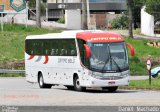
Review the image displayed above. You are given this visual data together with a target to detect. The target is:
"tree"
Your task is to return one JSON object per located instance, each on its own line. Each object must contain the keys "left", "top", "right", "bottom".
{"left": 127, "top": 0, "right": 134, "bottom": 38}
{"left": 111, "top": 15, "right": 128, "bottom": 29}
{"left": 126, "top": 0, "right": 145, "bottom": 37}
{"left": 28, "top": 0, "right": 36, "bottom": 7}
{"left": 132, "top": 0, "right": 144, "bottom": 28}
{"left": 36, "top": 0, "right": 41, "bottom": 28}
{"left": 144, "top": 0, "right": 160, "bottom": 24}
{"left": 28, "top": 0, "right": 42, "bottom": 28}
{"left": 82, "top": 0, "right": 88, "bottom": 30}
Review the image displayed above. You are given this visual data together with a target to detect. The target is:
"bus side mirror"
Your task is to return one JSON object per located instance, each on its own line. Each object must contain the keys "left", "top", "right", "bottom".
{"left": 126, "top": 43, "right": 135, "bottom": 57}
{"left": 83, "top": 44, "right": 91, "bottom": 58}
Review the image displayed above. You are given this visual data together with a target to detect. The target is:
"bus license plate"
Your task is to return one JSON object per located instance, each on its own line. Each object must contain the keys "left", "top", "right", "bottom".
{"left": 108, "top": 81, "right": 115, "bottom": 85}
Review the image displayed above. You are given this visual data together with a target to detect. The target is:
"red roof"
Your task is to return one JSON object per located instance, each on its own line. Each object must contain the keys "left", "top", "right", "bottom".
{"left": 76, "top": 31, "right": 124, "bottom": 43}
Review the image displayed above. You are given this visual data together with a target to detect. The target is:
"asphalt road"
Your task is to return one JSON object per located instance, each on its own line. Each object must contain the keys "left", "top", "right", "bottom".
{"left": 0, "top": 78, "right": 160, "bottom": 107}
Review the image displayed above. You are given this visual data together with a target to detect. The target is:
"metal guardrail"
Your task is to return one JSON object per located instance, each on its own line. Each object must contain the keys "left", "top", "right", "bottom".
{"left": 0, "top": 69, "right": 25, "bottom": 74}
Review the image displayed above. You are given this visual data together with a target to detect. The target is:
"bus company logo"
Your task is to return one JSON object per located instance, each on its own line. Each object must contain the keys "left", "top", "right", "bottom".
{"left": 27, "top": 55, "right": 49, "bottom": 64}
{"left": 90, "top": 37, "right": 122, "bottom": 41}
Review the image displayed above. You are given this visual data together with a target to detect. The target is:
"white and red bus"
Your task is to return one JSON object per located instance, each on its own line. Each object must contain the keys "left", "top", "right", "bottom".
{"left": 25, "top": 30, "right": 134, "bottom": 92}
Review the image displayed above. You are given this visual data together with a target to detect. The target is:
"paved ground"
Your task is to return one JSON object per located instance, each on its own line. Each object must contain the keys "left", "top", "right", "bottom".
{"left": 0, "top": 77, "right": 159, "bottom": 106}
{"left": 130, "top": 76, "right": 148, "bottom": 80}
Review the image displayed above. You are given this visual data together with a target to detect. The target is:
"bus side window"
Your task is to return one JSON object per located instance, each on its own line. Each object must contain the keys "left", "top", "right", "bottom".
{"left": 60, "top": 49, "right": 64, "bottom": 56}
{"left": 51, "top": 49, "right": 58, "bottom": 56}
{"left": 31, "top": 50, "right": 34, "bottom": 55}
{"left": 55, "top": 49, "right": 58, "bottom": 55}
{"left": 71, "top": 50, "right": 76, "bottom": 55}
{"left": 51, "top": 49, "right": 55, "bottom": 56}
{"left": 60, "top": 49, "right": 67, "bottom": 56}
{"left": 46, "top": 49, "right": 49, "bottom": 55}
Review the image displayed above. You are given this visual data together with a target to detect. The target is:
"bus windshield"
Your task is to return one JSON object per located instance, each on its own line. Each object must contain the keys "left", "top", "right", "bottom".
{"left": 88, "top": 42, "right": 128, "bottom": 72}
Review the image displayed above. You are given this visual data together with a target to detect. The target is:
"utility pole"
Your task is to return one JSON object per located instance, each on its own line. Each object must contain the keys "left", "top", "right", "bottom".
{"left": 86, "top": 0, "right": 90, "bottom": 30}
{"left": 128, "top": 0, "right": 133, "bottom": 38}
{"left": 26, "top": 1, "right": 29, "bottom": 28}
{"left": 1, "top": 13, "right": 4, "bottom": 32}
{"left": 82, "top": 0, "right": 88, "bottom": 30}
{"left": 36, "top": 0, "right": 41, "bottom": 28}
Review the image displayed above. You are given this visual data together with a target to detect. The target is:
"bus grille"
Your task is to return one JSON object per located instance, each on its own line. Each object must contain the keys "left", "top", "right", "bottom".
{"left": 100, "top": 76, "right": 124, "bottom": 80}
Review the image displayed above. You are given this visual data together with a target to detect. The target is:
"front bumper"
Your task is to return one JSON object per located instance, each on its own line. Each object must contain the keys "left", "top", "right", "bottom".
{"left": 82, "top": 76, "right": 129, "bottom": 87}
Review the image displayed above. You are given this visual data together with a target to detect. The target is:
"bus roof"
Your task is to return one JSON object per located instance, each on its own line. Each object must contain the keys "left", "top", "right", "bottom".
{"left": 26, "top": 33, "right": 75, "bottom": 39}
{"left": 26, "top": 30, "right": 124, "bottom": 43}
{"left": 76, "top": 31, "right": 124, "bottom": 43}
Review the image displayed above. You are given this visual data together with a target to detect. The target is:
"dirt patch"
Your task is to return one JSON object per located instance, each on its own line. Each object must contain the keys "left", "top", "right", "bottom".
{"left": 0, "top": 60, "right": 24, "bottom": 70}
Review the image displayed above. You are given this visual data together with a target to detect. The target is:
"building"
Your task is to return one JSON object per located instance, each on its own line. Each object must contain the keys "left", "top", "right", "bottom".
{"left": 46, "top": 0, "right": 127, "bottom": 29}
{"left": 0, "top": 0, "right": 14, "bottom": 12}
{"left": 47, "top": 0, "right": 126, "bottom": 20}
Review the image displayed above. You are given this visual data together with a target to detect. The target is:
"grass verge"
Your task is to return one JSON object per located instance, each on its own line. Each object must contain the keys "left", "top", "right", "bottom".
{"left": 125, "top": 38, "right": 160, "bottom": 76}
{"left": 0, "top": 73, "right": 24, "bottom": 77}
{"left": 0, "top": 23, "right": 61, "bottom": 69}
{"left": 121, "top": 78, "right": 160, "bottom": 90}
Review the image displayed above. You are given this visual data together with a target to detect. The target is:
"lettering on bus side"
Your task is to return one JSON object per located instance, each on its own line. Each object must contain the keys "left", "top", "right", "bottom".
{"left": 58, "top": 58, "right": 75, "bottom": 64}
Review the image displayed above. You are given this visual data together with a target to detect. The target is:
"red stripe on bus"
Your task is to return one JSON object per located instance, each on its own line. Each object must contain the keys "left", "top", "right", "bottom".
{"left": 43, "top": 56, "right": 49, "bottom": 64}
{"left": 28, "top": 55, "right": 35, "bottom": 60}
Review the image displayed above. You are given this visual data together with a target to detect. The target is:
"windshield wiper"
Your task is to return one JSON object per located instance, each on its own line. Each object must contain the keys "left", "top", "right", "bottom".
{"left": 101, "top": 45, "right": 111, "bottom": 73}
{"left": 101, "top": 57, "right": 110, "bottom": 73}
{"left": 111, "top": 57, "right": 121, "bottom": 72}
{"left": 101, "top": 45, "right": 121, "bottom": 73}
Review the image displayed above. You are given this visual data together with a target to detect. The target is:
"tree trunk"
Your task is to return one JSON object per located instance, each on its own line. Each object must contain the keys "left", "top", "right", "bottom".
{"left": 128, "top": 0, "right": 133, "bottom": 38}
{"left": 36, "top": 0, "right": 41, "bottom": 28}
{"left": 82, "top": 0, "right": 88, "bottom": 30}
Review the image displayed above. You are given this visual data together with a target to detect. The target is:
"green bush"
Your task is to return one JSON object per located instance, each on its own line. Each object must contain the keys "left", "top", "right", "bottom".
{"left": 130, "top": 56, "right": 140, "bottom": 63}
{"left": 57, "top": 18, "right": 65, "bottom": 24}
{"left": 111, "top": 15, "right": 128, "bottom": 29}
{"left": 129, "top": 58, "right": 147, "bottom": 76}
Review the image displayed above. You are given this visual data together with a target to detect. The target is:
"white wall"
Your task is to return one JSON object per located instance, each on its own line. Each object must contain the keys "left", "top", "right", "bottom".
{"left": 65, "top": 10, "right": 81, "bottom": 29}
{"left": 47, "top": 0, "right": 56, "bottom": 3}
{"left": 64, "top": 0, "right": 81, "bottom": 3}
{"left": 47, "top": 0, "right": 81, "bottom": 3}
{"left": 141, "top": 6, "right": 154, "bottom": 36}
{"left": 1, "top": 8, "right": 27, "bottom": 24}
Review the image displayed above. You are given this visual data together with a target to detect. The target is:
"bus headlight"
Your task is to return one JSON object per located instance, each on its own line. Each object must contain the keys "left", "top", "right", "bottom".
{"left": 120, "top": 73, "right": 129, "bottom": 78}
{"left": 89, "top": 71, "right": 129, "bottom": 79}
{"left": 88, "top": 71, "right": 102, "bottom": 79}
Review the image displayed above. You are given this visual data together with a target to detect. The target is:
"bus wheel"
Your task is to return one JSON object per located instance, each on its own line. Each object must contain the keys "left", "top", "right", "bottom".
{"left": 73, "top": 76, "right": 86, "bottom": 92}
{"left": 102, "top": 86, "right": 118, "bottom": 92}
{"left": 38, "top": 73, "right": 52, "bottom": 89}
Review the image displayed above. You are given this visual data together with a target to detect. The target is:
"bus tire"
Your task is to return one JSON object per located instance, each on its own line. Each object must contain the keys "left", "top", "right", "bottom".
{"left": 102, "top": 86, "right": 118, "bottom": 92}
{"left": 38, "top": 73, "right": 52, "bottom": 89}
{"left": 73, "top": 75, "right": 86, "bottom": 92}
